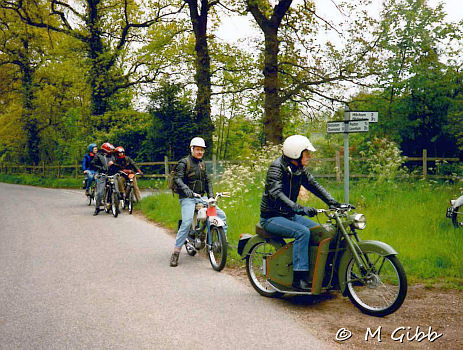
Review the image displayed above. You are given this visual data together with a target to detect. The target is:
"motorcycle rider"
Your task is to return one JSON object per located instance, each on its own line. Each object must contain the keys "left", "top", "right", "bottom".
{"left": 91, "top": 142, "right": 118, "bottom": 216}
{"left": 82, "top": 143, "right": 98, "bottom": 195}
{"left": 114, "top": 146, "right": 143, "bottom": 202}
{"left": 260, "top": 135, "right": 340, "bottom": 291}
{"left": 169, "top": 137, "right": 227, "bottom": 267}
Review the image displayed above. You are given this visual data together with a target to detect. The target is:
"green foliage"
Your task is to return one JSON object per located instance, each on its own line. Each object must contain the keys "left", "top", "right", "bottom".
{"left": 144, "top": 83, "right": 198, "bottom": 161}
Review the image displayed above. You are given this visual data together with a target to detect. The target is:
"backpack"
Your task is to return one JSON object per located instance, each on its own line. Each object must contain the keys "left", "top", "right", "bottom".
{"left": 168, "top": 157, "right": 191, "bottom": 194}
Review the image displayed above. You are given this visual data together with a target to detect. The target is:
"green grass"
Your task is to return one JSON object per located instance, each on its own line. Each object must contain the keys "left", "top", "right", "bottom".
{"left": 141, "top": 179, "right": 463, "bottom": 289}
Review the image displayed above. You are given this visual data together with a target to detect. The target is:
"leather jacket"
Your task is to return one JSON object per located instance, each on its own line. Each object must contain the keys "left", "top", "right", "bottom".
{"left": 260, "top": 155, "right": 337, "bottom": 219}
{"left": 174, "top": 155, "right": 213, "bottom": 199}
{"left": 91, "top": 150, "right": 118, "bottom": 175}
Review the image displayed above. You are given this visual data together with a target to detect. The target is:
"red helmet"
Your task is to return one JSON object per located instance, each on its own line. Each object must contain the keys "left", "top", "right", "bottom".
{"left": 101, "top": 142, "right": 115, "bottom": 154}
{"left": 115, "top": 146, "right": 125, "bottom": 159}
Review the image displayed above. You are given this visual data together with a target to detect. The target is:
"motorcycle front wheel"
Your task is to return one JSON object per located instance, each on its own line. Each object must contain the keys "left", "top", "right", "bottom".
{"left": 104, "top": 188, "right": 111, "bottom": 213}
{"left": 245, "top": 242, "right": 283, "bottom": 298}
{"left": 452, "top": 206, "right": 462, "bottom": 228}
{"left": 345, "top": 254, "right": 407, "bottom": 317}
{"left": 207, "top": 226, "right": 227, "bottom": 271}
{"left": 128, "top": 188, "right": 134, "bottom": 214}
{"left": 111, "top": 190, "right": 119, "bottom": 217}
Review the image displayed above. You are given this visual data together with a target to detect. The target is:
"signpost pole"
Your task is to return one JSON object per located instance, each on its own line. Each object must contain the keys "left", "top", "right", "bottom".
{"left": 344, "top": 106, "right": 350, "bottom": 203}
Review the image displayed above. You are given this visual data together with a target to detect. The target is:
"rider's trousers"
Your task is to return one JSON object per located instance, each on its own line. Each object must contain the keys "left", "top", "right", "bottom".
{"left": 260, "top": 215, "right": 318, "bottom": 271}
{"left": 174, "top": 196, "right": 227, "bottom": 249}
{"left": 85, "top": 170, "right": 97, "bottom": 190}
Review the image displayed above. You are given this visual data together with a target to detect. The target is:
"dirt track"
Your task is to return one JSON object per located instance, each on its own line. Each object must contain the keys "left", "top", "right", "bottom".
{"left": 229, "top": 266, "right": 462, "bottom": 350}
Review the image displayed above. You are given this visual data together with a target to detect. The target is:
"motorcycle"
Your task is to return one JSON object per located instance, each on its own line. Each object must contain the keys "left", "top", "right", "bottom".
{"left": 446, "top": 194, "right": 463, "bottom": 228}
{"left": 181, "top": 192, "right": 229, "bottom": 271}
{"left": 121, "top": 171, "right": 142, "bottom": 214}
{"left": 100, "top": 173, "right": 120, "bottom": 218}
{"left": 238, "top": 204, "right": 407, "bottom": 317}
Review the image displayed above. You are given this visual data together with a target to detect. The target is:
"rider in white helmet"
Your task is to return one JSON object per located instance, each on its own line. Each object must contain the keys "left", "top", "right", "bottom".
{"left": 260, "top": 135, "right": 340, "bottom": 291}
{"left": 170, "top": 137, "right": 228, "bottom": 267}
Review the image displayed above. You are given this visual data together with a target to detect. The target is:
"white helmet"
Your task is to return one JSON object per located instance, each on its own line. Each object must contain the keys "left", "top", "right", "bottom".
{"left": 283, "top": 135, "right": 316, "bottom": 159}
{"left": 190, "top": 137, "right": 206, "bottom": 148}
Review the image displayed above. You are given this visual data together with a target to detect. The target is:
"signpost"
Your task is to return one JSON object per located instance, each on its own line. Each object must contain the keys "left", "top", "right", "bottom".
{"left": 327, "top": 108, "right": 379, "bottom": 203}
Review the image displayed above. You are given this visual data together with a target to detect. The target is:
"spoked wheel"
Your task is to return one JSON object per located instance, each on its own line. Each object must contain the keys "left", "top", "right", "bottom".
{"left": 207, "top": 226, "right": 227, "bottom": 271}
{"left": 87, "top": 192, "right": 93, "bottom": 206}
{"left": 128, "top": 188, "right": 134, "bottom": 214}
{"left": 345, "top": 253, "right": 407, "bottom": 317}
{"left": 104, "top": 189, "right": 111, "bottom": 213}
{"left": 111, "top": 190, "right": 119, "bottom": 218}
{"left": 452, "top": 206, "right": 463, "bottom": 228}
{"left": 245, "top": 241, "right": 283, "bottom": 298}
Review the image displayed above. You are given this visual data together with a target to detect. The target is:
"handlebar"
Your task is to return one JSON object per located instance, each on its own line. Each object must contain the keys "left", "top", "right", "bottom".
{"left": 192, "top": 192, "right": 230, "bottom": 201}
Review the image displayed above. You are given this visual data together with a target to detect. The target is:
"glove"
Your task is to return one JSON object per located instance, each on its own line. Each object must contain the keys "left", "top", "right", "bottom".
{"left": 183, "top": 188, "right": 194, "bottom": 198}
{"left": 328, "top": 200, "right": 341, "bottom": 209}
{"left": 303, "top": 206, "right": 318, "bottom": 217}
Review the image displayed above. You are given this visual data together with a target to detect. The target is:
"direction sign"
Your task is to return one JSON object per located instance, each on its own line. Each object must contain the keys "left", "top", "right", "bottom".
{"left": 327, "top": 119, "right": 369, "bottom": 134}
{"left": 348, "top": 111, "right": 378, "bottom": 123}
{"left": 347, "top": 119, "right": 369, "bottom": 132}
{"left": 327, "top": 121, "right": 345, "bottom": 133}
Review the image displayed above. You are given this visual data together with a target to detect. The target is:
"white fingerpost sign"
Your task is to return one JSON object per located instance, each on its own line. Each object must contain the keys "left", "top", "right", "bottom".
{"left": 327, "top": 107, "right": 379, "bottom": 203}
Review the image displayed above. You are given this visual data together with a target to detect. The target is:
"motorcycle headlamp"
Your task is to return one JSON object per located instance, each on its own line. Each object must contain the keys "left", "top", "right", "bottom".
{"left": 353, "top": 214, "right": 366, "bottom": 230}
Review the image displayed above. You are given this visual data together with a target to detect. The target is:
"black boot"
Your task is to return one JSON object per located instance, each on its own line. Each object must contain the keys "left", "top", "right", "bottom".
{"left": 292, "top": 271, "right": 310, "bottom": 291}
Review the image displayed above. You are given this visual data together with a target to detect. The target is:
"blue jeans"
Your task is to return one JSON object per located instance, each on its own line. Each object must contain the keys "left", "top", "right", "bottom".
{"left": 260, "top": 215, "right": 318, "bottom": 271}
{"left": 85, "top": 170, "right": 97, "bottom": 190}
{"left": 175, "top": 196, "right": 227, "bottom": 249}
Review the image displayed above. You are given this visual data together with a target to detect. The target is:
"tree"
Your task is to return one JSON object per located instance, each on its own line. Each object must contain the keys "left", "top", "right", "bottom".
{"left": 372, "top": 0, "right": 463, "bottom": 156}
{"left": 145, "top": 83, "right": 198, "bottom": 161}
{"left": 0, "top": 0, "right": 182, "bottom": 122}
{"left": 245, "top": 0, "right": 379, "bottom": 144}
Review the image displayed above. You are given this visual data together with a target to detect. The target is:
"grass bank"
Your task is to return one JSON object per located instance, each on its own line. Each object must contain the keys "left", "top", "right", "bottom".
{"left": 0, "top": 174, "right": 164, "bottom": 190}
{"left": 140, "top": 179, "right": 463, "bottom": 289}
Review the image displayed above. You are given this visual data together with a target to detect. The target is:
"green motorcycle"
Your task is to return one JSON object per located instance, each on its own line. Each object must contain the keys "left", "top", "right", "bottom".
{"left": 238, "top": 205, "right": 407, "bottom": 317}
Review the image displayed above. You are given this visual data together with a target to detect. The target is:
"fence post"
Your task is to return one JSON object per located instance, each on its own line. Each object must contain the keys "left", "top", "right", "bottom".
{"left": 335, "top": 151, "right": 341, "bottom": 183}
{"left": 58, "top": 161, "right": 61, "bottom": 178}
{"left": 164, "top": 156, "right": 169, "bottom": 181}
{"left": 75, "top": 159, "right": 78, "bottom": 178}
{"left": 42, "top": 160, "right": 45, "bottom": 177}
{"left": 422, "top": 149, "right": 427, "bottom": 180}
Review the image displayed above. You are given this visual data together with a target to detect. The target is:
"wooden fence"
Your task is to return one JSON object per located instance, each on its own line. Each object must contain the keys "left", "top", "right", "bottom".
{"left": 0, "top": 149, "right": 459, "bottom": 182}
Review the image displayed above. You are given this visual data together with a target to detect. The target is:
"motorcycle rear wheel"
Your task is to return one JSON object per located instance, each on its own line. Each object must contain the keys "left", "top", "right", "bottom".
{"left": 452, "top": 206, "right": 462, "bottom": 228}
{"left": 207, "top": 226, "right": 227, "bottom": 271}
{"left": 245, "top": 242, "right": 283, "bottom": 298}
{"left": 345, "top": 254, "right": 407, "bottom": 317}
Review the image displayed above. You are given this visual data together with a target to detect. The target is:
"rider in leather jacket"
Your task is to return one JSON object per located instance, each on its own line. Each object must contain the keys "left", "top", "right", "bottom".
{"left": 260, "top": 135, "right": 340, "bottom": 291}
{"left": 169, "top": 137, "right": 227, "bottom": 267}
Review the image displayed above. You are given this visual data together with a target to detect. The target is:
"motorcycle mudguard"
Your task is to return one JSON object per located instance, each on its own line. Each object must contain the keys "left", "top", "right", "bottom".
{"left": 208, "top": 215, "right": 225, "bottom": 227}
{"left": 238, "top": 235, "right": 285, "bottom": 259}
{"left": 338, "top": 240, "right": 398, "bottom": 295}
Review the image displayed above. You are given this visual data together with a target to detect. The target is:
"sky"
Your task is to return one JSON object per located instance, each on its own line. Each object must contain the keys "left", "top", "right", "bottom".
{"left": 215, "top": 0, "right": 462, "bottom": 44}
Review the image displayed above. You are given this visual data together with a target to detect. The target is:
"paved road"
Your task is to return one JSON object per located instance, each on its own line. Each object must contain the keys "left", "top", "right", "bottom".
{"left": 0, "top": 183, "right": 334, "bottom": 349}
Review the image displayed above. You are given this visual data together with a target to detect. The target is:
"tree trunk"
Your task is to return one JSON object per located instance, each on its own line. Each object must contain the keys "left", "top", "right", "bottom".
{"left": 185, "top": 0, "right": 214, "bottom": 150}
{"left": 246, "top": 0, "right": 293, "bottom": 145}
{"left": 19, "top": 38, "right": 40, "bottom": 165}
{"left": 263, "top": 30, "right": 282, "bottom": 145}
